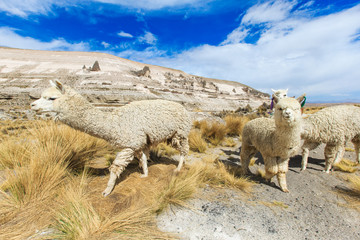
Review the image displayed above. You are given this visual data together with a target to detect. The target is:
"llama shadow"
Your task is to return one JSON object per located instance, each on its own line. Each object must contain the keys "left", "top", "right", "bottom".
{"left": 219, "top": 147, "right": 275, "bottom": 187}
{"left": 288, "top": 154, "right": 325, "bottom": 172}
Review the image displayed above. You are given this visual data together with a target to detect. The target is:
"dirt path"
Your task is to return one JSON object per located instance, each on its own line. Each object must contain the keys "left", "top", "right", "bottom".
{"left": 157, "top": 141, "right": 360, "bottom": 239}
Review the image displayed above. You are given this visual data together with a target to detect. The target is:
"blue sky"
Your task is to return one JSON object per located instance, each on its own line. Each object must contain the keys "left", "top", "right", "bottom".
{"left": 0, "top": 0, "right": 359, "bottom": 103}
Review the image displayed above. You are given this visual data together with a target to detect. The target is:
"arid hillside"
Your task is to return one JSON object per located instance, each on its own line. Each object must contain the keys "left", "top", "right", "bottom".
{"left": 0, "top": 47, "right": 269, "bottom": 118}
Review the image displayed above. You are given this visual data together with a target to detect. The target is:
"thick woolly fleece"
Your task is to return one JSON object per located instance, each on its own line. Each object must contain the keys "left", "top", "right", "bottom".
{"left": 301, "top": 105, "right": 360, "bottom": 171}
{"left": 240, "top": 98, "right": 302, "bottom": 192}
{"left": 54, "top": 85, "right": 192, "bottom": 153}
{"left": 34, "top": 83, "right": 191, "bottom": 196}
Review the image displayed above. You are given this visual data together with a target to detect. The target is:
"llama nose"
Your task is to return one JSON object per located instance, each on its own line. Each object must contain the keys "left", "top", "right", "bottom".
{"left": 31, "top": 103, "right": 35, "bottom": 107}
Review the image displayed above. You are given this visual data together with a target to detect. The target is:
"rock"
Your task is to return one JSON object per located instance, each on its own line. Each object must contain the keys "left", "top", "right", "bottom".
{"left": 136, "top": 66, "right": 151, "bottom": 78}
{"left": 91, "top": 61, "right": 101, "bottom": 71}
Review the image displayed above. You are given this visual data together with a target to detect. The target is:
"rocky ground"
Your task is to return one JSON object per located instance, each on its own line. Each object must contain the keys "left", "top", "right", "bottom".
{"left": 157, "top": 141, "right": 360, "bottom": 240}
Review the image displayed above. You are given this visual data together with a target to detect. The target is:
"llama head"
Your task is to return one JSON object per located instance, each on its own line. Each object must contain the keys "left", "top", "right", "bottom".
{"left": 31, "top": 80, "right": 65, "bottom": 113}
{"left": 274, "top": 98, "right": 301, "bottom": 127}
{"left": 271, "top": 89, "right": 288, "bottom": 103}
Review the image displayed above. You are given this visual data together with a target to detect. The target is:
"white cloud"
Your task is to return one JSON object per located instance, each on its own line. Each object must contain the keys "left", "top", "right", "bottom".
{"left": 127, "top": 3, "right": 360, "bottom": 102}
{"left": 117, "top": 31, "right": 133, "bottom": 38}
{"left": 221, "top": 26, "right": 249, "bottom": 45}
{"left": 138, "top": 31, "right": 157, "bottom": 45}
{"left": 0, "top": 0, "right": 213, "bottom": 17}
{"left": 0, "top": 0, "right": 71, "bottom": 17}
{"left": 95, "top": 0, "right": 212, "bottom": 11}
{"left": 0, "top": 27, "right": 90, "bottom": 51}
{"left": 241, "top": 0, "right": 297, "bottom": 25}
{"left": 101, "top": 41, "right": 110, "bottom": 48}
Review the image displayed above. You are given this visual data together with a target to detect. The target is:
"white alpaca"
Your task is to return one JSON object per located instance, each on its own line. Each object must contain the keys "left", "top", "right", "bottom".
{"left": 240, "top": 98, "right": 302, "bottom": 192}
{"left": 271, "top": 89, "right": 288, "bottom": 104}
{"left": 31, "top": 80, "right": 192, "bottom": 197}
{"left": 270, "top": 89, "right": 306, "bottom": 112}
{"left": 301, "top": 105, "right": 360, "bottom": 172}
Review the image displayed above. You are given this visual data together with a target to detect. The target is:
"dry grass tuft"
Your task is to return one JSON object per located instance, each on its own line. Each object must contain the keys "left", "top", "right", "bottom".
{"left": 150, "top": 142, "right": 179, "bottom": 159}
{"left": 249, "top": 157, "right": 257, "bottom": 166}
{"left": 154, "top": 156, "right": 253, "bottom": 214}
{"left": 337, "top": 175, "right": 360, "bottom": 211}
{"left": 224, "top": 115, "right": 250, "bottom": 137}
{"left": 52, "top": 172, "right": 102, "bottom": 240}
{"left": 195, "top": 120, "right": 227, "bottom": 146}
{"left": 188, "top": 129, "right": 207, "bottom": 153}
{"left": 345, "top": 147, "right": 355, "bottom": 152}
{"left": 0, "top": 119, "right": 252, "bottom": 239}
{"left": 221, "top": 137, "right": 236, "bottom": 147}
{"left": 302, "top": 106, "right": 324, "bottom": 115}
{"left": 333, "top": 159, "right": 358, "bottom": 173}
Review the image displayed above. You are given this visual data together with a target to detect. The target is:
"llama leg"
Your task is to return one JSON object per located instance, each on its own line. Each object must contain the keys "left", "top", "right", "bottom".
{"left": 102, "top": 148, "right": 135, "bottom": 197}
{"left": 174, "top": 137, "right": 189, "bottom": 172}
{"left": 324, "top": 144, "right": 338, "bottom": 173}
{"left": 301, "top": 147, "right": 310, "bottom": 171}
{"left": 263, "top": 157, "right": 278, "bottom": 183}
{"left": 277, "top": 158, "right": 290, "bottom": 193}
{"left": 301, "top": 142, "right": 319, "bottom": 171}
{"left": 352, "top": 138, "right": 360, "bottom": 163}
{"left": 240, "top": 145, "right": 257, "bottom": 174}
{"left": 333, "top": 146, "right": 345, "bottom": 166}
{"left": 139, "top": 149, "right": 149, "bottom": 178}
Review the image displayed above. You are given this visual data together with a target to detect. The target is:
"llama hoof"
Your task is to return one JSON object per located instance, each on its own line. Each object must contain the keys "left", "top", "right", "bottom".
{"left": 322, "top": 169, "right": 330, "bottom": 174}
{"left": 282, "top": 188, "right": 290, "bottom": 193}
{"left": 140, "top": 174, "right": 148, "bottom": 178}
{"left": 102, "top": 188, "right": 112, "bottom": 197}
{"left": 173, "top": 168, "right": 181, "bottom": 174}
{"left": 300, "top": 167, "right": 306, "bottom": 171}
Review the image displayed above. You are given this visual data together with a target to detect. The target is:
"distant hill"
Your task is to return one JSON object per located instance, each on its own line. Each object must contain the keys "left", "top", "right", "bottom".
{"left": 0, "top": 47, "right": 269, "bottom": 113}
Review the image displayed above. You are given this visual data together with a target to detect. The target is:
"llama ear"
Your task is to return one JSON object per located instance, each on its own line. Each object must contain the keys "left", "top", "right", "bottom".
{"left": 296, "top": 93, "right": 306, "bottom": 103}
{"left": 285, "top": 88, "right": 289, "bottom": 93}
{"left": 50, "top": 80, "right": 65, "bottom": 94}
{"left": 271, "top": 89, "right": 276, "bottom": 93}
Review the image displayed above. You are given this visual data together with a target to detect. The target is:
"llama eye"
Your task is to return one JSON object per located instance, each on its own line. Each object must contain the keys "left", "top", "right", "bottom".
{"left": 49, "top": 97, "right": 57, "bottom": 101}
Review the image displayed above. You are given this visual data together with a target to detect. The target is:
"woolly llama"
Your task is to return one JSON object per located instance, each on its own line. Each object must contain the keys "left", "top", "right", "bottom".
{"left": 31, "top": 80, "right": 192, "bottom": 197}
{"left": 271, "top": 89, "right": 288, "bottom": 104}
{"left": 270, "top": 89, "right": 306, "bottom": 114}
{"left": 240, "top": 98, "right": 302, "bottom": 192}
{"left": 301, "top": 105, "right": 360, "bottom": 172}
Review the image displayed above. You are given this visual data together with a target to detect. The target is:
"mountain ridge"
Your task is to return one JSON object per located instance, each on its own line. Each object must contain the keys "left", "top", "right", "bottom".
{"left": 0, "top": 47, "right": 269, "bottom": 113}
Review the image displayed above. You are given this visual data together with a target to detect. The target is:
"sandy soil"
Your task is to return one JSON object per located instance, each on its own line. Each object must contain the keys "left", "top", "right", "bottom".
{"left": 157, "top": 142, "right": 360, "bottom": 240}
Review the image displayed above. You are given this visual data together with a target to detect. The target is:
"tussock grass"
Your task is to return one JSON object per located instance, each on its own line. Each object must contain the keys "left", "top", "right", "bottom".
{"left": 224, "top": 115, "right": 250, "bottom": 137}
{"left": 333, "top": 158, "right": 358, "bottom": 173}
{"left": 249, "top": 157, "right": 257, "bottom": 166}
{"left": 337, "top": 175, "right": 360, "bottom": 211}
{"left": 155, "top": 156, "right": 253, "bottom": 214}
{"left": 52, "top": 172, "right": 102, "bottom": 240}
{"left": 302, "top": 106, "right": 324, "bottom": 114}
{"left": 188, "top": 129, "right": 207, "bottom": 153}
{"left": 151, "top": 142, "right": 179, "bottom": 158}
{"left": 0, "top": 120, "right": 117, "bottom": 239}
{"left": 0, "top": 139, "right": 29, "bottom": 169}
{"left": 0, "top": 119, "right": 252, "bottom": 239}
{"left": 221, "top": 137, "right": 236, "bottom": 147}
{"left": 194, "top": 120, "right": 227, "bottom": 146}
{"left": 345, "top": 147, "right": 355, "bottom": 152}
